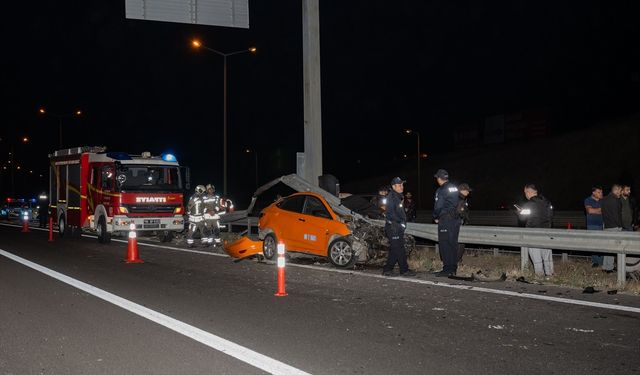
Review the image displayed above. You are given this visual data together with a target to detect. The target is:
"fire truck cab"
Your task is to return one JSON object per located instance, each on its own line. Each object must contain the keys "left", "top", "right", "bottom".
{"left": 49, "top": 146, "right": 185, "bottom": 243}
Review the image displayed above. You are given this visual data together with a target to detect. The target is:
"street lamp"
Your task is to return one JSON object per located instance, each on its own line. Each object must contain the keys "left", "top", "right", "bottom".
{"left": 405, "top": 129, "right": 422, "bottom": 208}
{"left": 38, "top": 107, "right": 83, "bottom": 149}
{"left": 5, "top": 136, "right": 30, "bottom": 197}
{"left": 191, "top": 39, "right": 257, "bottom": 196}
{"left": 245, "top": 148, "right": 259, "bottom": 190}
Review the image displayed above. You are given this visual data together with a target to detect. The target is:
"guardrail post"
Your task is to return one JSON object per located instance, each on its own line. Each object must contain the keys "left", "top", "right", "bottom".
{"left": 617, "top": 253, "right": 626, "bottom": 287}
{"left": 561, "top": 252, "right": 568, "bottom": 263}
{"left": 493, "top": 248, "right": 499, "bottom": 257}
{"left": 520, "top": 247, "right": 528, "bottom": 272}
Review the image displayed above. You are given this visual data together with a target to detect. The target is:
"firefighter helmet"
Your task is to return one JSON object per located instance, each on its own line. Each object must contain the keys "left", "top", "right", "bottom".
{"left": 195, "top": 185, "right": 206, "bottom": 194}
{"left": 206, "top": 184, "right": 215, "bottom": 192}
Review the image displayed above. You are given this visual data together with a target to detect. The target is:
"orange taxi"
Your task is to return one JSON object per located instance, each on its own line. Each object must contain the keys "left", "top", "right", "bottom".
{"left": 258, "top": 192, "right": 356, "bottom": 267}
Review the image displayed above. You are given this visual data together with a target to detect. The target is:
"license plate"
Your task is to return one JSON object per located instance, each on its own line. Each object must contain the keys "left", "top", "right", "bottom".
{"left": 144, "top": 219, "right": 160, "bottom": 224}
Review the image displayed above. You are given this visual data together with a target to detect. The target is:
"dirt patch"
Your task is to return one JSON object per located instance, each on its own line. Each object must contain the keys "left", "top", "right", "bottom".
{"left": 408, "top": 246, "right": 640, "bottom": 295}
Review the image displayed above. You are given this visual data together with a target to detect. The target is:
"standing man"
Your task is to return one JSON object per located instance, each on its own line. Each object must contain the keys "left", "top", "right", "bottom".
{"left": 433, "top": 169, "right": 461, "bottom": 277}
{"left": 203, "top": 184, "right": 223, "bottom": 246}
{"left": 584, "top": 186, "right": 604, "bottom": 267}
{"left": 382, "top": 177, "right": 416, "bottom": 277}
{"left": 186, "top": 185, "right": 207, "bottom": 248}
{"left": 517, "top": 184, "right": 554, "bottom": 277}
{"left": 601, "top": 184, "right": 623, "bottom": 272}
{"left": 456, "top": 183, "right": 472, "bottom": 263}
{"left": 620, "top": 185, "right": 637, "bottom": 231}
{"left": 404, "top": 191, "right": 417, "bottom": 222}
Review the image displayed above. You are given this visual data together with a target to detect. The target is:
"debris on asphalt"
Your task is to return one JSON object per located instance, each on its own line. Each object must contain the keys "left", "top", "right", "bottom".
{"left": 582, "top": 286, "right": 599, "bottom": 294}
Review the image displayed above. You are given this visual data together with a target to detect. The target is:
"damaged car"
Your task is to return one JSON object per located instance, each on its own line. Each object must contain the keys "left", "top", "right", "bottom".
{"left": 223, "top": 174, "right": 415, "bottom": 267}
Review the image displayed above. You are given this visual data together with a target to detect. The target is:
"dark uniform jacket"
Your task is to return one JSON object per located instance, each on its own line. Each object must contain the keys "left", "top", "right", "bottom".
{"left": 522, "top": 196, "right": 552, "bottom": 228}
{"left": 433, "top": 182, "right": 460, "bottom": 221}
{"left": 456, "top": 195, "right": 470, "bottom": 225}
{"left": 385, "top": 190, "right": 406, "bottom": 226}
{"left": 601, "top": 193, "right": 622, "bottom": 229}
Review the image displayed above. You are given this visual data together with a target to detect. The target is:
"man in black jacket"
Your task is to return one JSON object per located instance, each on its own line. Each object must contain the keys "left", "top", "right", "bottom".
{"left": 382, "top": 177, "right": 416, "bottom": 277}
{"left": 433, "top": 169, "right": 461, "bottom": 277}
{"left": 456, "top": 183, "right": 472, "bottom": 262}
{"left": 517, "top": 184, "right": 554, "bottom": 277}
{"left": 600, "top": 184, "right": 622, "bottom": 271}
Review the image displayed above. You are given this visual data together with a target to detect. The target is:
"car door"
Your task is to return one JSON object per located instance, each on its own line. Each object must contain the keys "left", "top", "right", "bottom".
{"left": 300, "top": 195, "right": 334, "bottom": 255}
{"left": 276, "top": 195, "right": 307, "bottom": 251}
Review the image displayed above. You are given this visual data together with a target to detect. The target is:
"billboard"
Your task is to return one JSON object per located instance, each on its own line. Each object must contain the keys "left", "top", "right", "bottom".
{"left": 125, "top": 0, "right": 249, "bottom": 29}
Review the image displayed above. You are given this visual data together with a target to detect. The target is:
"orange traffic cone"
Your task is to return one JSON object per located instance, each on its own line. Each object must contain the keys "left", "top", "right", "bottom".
{"left": 125, "top": 223, "right": 144, "bottom": 264}
{"left": 275, "top": 242, "right": 288, "bottom": 297}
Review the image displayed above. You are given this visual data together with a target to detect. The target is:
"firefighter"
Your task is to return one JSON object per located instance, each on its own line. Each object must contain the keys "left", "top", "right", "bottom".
{"left": 187, "top": 185, "right": 207, "bottom": 247}
{"left": 203, "top": 184, "right": 222, "bottom": 246}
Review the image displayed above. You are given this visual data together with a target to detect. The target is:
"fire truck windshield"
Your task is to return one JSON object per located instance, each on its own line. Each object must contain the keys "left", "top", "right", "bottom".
{"left": 116, "top": 165, "right": 182, "bottom": 192}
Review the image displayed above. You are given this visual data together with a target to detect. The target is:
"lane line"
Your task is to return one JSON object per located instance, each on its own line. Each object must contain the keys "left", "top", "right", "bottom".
{"left": 3, "top": 222, "right": 640, "bottom": 314}
{"left": 0, "top": 248, "right": 311, "bottom": 375}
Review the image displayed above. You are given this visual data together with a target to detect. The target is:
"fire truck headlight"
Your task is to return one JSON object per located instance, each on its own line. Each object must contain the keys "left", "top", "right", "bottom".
{"left": 174, "top": 207, "right": 183, "bottom": 214}
{"left": 118, "top": 207, "right": 129, "bottom": 214}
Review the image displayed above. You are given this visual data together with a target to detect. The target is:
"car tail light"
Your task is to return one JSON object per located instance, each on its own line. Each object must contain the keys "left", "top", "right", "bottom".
{"left": 174, "top": 207, "right": 183, "bottom": 214}
{"left": 118, "top": 206, "right": 129, "bottom": 214}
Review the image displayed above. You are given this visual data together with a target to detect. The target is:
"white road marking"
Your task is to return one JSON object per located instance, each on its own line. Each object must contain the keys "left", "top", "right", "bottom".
{"left": 0, "top": 248, "right": 311, "bottom": 375}
{"left": 3, "top": 222, "right": 640, "bottom": 314}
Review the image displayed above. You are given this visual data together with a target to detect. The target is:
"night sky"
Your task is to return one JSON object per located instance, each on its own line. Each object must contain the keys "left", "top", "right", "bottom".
{"left": 2, "top": 1, "right": 639, "bottom": 205}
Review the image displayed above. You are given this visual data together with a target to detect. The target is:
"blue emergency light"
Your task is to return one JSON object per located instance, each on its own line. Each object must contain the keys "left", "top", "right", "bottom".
{"left": 161, "top": 153, "right": 177, "bottom": 162}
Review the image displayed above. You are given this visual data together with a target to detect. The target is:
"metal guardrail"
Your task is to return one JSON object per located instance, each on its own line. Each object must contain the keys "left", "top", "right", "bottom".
{"left": 398, "top": 222, "right": 640, "bottom": 285}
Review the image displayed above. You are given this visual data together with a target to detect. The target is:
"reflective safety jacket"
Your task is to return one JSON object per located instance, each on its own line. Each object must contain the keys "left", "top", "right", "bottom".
{"left": 203, "top": 194, "right": 222, "bottom": 219}
{"left": 187, "top": 193, "right": 205, "bottom": 217}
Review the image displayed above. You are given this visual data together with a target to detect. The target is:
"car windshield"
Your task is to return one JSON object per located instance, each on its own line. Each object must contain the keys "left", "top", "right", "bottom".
{"left": 116, "top": 165, "right": 182, "bottom": 192}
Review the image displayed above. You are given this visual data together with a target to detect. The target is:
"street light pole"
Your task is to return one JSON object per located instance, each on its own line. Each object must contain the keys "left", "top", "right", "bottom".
{"left": 191, "top": 40, "right": 256, "bottom": 196}
{"left": 405, "top": 129, "right": 421, "bottom": 209}
{"left": 245, "top": 149, "right": 259, "bottom": 190}
{"left": 59, "top": 117, "right": 63, "bottom": 149}
{"left": 39, "top": 108, "right": 82, "bottom": 149}
{"left": 223, "top": 54, "right": 228, "bottom": 196}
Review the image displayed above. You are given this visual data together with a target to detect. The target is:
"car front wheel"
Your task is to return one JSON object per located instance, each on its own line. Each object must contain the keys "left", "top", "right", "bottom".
{"left": 328, "top": 238, "right": 355, "bottom": 268}
{"left": 263, "top": 233, "right": 277, "bottom": 260}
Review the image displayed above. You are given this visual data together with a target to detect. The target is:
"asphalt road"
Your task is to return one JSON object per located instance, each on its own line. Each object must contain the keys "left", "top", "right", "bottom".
{"left": 1, "top": 224, "right": 640, "bottom": 375}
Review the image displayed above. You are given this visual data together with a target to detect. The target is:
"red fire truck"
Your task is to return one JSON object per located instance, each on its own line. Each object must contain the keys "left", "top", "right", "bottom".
{"left": 49, "top": 146, "right": 186, "bottom": 243}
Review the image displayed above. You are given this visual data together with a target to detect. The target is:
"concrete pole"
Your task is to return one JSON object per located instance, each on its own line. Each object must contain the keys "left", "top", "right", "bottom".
{"left": 302, "top": 0, "right": 323, "bottom": 186}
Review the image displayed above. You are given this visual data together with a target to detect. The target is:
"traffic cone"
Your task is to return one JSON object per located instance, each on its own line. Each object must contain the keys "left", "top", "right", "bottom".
{"left": 125, "top": 223, "right": 144, "bottom": 264}
{"left": 21, "top": 212, "right": 29, "bottom": 233}
{"left": 48, "top": 217, "right": 54, "bottom": 242}
{"left": 275, "top": 241, "right": 288, "bottom": 297}
{"left": 566, "top": 222, "right": 573, "bottom": 230}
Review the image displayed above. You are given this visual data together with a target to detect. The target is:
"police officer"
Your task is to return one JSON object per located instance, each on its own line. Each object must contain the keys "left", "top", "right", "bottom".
{"left": 187, "top": 185, "right": 207, "bottom": 247}
{"left": 203, "top": 184, "right": 222, "bottom": 246}
{"left": 433, "top": 169, "right": 461, "bottom": 277}
{"left": 456, "top": 183, "right": 472, "bottom": 263}
{"left": 382, "top": 177, "right": 416, "bottom": 277}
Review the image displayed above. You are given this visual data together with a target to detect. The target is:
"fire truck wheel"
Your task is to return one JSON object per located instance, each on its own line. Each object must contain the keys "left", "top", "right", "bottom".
{"left": 58, "top": 215, "right": 66, "bottom": 237}
{"left": 97, "top": 217, "right": 111, "bottom": 243}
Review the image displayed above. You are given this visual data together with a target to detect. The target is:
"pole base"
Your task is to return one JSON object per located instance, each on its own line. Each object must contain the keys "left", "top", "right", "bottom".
{"left": 274, "top": 292, "right": 288, "bottom": 297}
